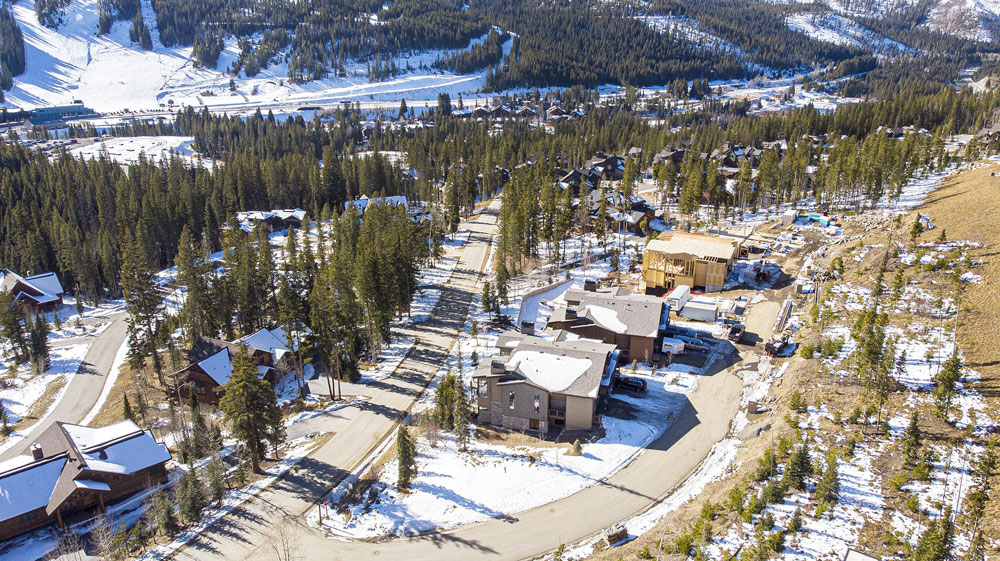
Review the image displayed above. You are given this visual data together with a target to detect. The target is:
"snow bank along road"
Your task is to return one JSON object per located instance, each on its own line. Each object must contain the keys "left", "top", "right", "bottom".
{"left": 0, "top": 313, "right": 128, "bottom": 462}
{"left": 167, "top": 200, "right": 754, "bottom": 561}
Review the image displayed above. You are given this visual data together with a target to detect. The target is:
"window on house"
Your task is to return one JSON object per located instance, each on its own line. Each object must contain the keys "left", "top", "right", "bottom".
{"left": 150, "top": 465, "right": 164, "bottom": 475}
{"left": 534, "top": 395, "right": 541, "bottom": 413}
{"left": 21, "top": 512, "right": 36, "bottom": 521}
{"left": 508, "top": 391, "right": 515, "bottom": 409}
{"left": 478, "top": 379, "right": 488, "bottom": 398}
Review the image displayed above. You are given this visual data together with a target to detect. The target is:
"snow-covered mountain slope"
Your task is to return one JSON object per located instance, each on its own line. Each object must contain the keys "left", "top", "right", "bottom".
{"left": 770, "top": 0, "right": 1000, "bottom": 41}
{"left": 3, "top": 0, "right": 509, "bottom": 112}
{"left": 786, "top": 12, "right": 914, "bottom": 55}
{"left": 924, "top": 0, "right": 1000, "bottom": 42}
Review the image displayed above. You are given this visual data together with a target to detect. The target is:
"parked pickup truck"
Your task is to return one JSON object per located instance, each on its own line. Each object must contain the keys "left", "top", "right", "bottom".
{"left": 727, "top": 323, "right": 746, "bottom": 343}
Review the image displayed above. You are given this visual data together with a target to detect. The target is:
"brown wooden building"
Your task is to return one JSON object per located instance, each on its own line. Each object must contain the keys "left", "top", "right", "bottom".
{"left": 0, "top": 420, "right": 170, "bottom": 540}
{"left": 0, "top": 269, "right": 65, "bottom": 314}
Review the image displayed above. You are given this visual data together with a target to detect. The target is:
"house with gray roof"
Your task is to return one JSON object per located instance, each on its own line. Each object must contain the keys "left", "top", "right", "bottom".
{"left": 545, "top": 287, "right": 669, "bottom": 362}
{"left": 473, "top": 331, "right": 618, "bottom": 434}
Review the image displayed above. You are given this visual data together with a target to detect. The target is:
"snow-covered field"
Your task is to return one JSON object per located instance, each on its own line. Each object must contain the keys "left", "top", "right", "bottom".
{"left": 65, "top": 136, "right": 212, "bottom": 167}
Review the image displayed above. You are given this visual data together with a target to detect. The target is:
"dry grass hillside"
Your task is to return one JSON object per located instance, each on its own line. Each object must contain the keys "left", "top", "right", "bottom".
{"left": 584, "top": 162, "right": 1000, "bottom": 561}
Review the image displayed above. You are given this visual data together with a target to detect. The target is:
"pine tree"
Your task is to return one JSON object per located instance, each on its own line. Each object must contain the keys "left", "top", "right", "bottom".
{"left": 901, "top": 411, "right": 922, "bottom": 464}
{"left": 29, "top": 313, "right": 50, "bottom": 374}
{"left": 933, "top": 353, "right": 962, "bottom": 419}
{"left": 787, "top": 507, "right": 803, "bottom": 533}
{"left": 190, "top": 392, "right": 209, "bottom": 459}
{"left": 123, "top": 394, "right": 136, "bottom": 423}
{"left": 152, "top": 485, "right": 178, "bottom": 536}
{"left": 220, "top": 346, "right": 285, "bottom": 472}
{"left": 815, "top": 451, "right": 840, "bottom": 506}
{"left": 206, "top": 456, "right": 226, "bottom": 504}
{"left": 910, "top": 214, "right": 923, "bottom": 241}
{"left": 0, "top": 407, "right": 10, "bottom": 436}
{"left": 912, "top": 506, "right": 954, "bottom": 561}
{"left": 134, "top": 392, "right": 148, "bottom": 423}
{"left": 783, "top": 442, "right": 812, "bottom": 491}
{"left": 0, "top": 290, "right": 28, "bottom": 362}
{"left": 120, "top": 232, "right": 164, "bottom": 385}
{"left": 177, "top": 469, "right": 205, "bottom": 523}
{"left": 397, "top": 425, "right": 416, "bottom": 489}
{"left": 453, "top": 398, "right": 469, "bottom": 452}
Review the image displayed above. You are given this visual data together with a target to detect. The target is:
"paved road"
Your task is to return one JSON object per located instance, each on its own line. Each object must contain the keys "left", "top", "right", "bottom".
{"left": 170, "top": 201, "right": 500, "bottom": 561}
{"left": 0, "top": 313, "right": 129, "bottom": 461}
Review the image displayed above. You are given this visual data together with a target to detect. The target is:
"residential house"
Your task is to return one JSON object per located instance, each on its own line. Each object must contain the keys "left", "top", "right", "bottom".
{"left": 515, "top": 106, "right": 537, "bottom": 119}
{"left": 344, "top": 195, "right": 409, "bottom": 214}
{"left": 642, "top": 232, "right": 741, "bottom": 293}
{"left": 473, "top": 331, "right": 618, "bottom": 433}
{"left": 169, "top": 327, "right": 297, "bottom": 403}
{"left": 0, "top": 269, "right": 65, "bottom": 314}
{"left": 232, "top": 208, "right": 309, "bottom": 233}
{"left": 546, "top": 287, "right": 669, "bottom": 362}
{"left": 585, "top": 152, "right": 625, "bottom": 181}
{"left": 0, "top": 420, "right": 170, "bottom": 540}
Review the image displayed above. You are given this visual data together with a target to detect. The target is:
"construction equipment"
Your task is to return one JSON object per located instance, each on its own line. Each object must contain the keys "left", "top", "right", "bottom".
{"left": 764, "top": 333, "right": 790, "bottom": 356}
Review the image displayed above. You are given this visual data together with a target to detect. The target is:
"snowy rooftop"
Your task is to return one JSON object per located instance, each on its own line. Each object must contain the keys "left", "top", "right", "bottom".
{"left": 552, "top": 288, "right": 668, "bottom": 338}
{"left": 345, "top": 195, "right": 409, "bottom": 214}
{"left": 0, "top": 457, "right": 67, "bottom": 521}
{"left": 241, "top": 327, "right": 291, "bottom": 362}
{"left": 483, "top": 332, "right": 617, "bottom": 399}
{"left": 198, "top": 347, "right": 235, "bottom": 386}
{"left": 507, "top": 351, "right": 594, "bottom": 394}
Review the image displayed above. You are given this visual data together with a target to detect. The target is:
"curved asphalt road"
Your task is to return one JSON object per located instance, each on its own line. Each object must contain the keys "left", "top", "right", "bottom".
{"left": 0, "top": 313, "right": 129, "bottom": 461}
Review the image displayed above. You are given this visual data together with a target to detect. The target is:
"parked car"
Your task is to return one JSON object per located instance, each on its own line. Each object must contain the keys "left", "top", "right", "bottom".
{"left": 617, "top": 376, "right": 647, "bottom": 392}
{"left": 727, "top": 323, "right": 745, "bottom": 343}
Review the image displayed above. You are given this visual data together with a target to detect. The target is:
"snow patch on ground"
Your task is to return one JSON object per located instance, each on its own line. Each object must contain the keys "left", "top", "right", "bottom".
{"left": 0, "top": 343, "right": 90, "bottom": 435}
{"left": 314, "top": 367, "right": 698, "bottom": 539}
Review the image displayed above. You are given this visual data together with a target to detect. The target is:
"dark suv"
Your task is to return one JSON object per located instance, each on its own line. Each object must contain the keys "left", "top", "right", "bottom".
{"left": 617, "top": 376, "right": 647, "bottom": 392}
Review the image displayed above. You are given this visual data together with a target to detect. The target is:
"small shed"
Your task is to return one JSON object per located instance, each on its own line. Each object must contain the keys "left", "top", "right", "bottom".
{"left": 781, "top": 209, "right": 797, "bottom": 226}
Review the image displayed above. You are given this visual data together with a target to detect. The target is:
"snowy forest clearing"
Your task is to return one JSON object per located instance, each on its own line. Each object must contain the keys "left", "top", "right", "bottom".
{"left": 65, "top": 136, "right": 213, "bottom": 168}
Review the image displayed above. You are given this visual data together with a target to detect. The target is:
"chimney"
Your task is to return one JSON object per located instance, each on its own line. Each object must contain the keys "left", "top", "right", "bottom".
{"left": 31, "top": 444, "right": 43, "bottom": 461}
{"left": 520, "top": 320, "right": 535, "bottom": 335}
{"left": 491, "top": 358, "right": 506, "bottom": 374}
{"left": 584, "top": 280, "right": 597, "bottom": 292}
